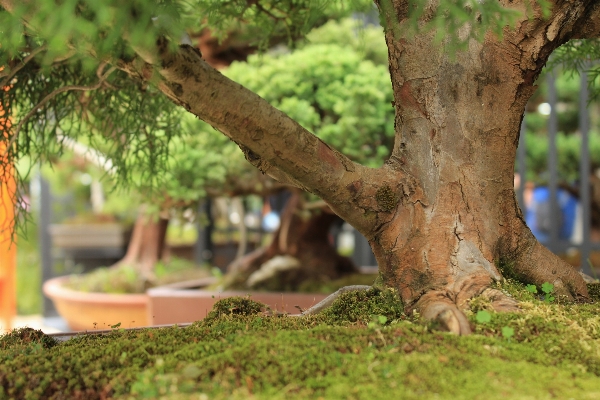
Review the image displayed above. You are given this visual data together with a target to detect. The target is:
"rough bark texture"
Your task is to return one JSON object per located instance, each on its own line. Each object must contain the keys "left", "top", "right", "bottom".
{"left": 114, "top": 1, "right": 600, "bottom": 333}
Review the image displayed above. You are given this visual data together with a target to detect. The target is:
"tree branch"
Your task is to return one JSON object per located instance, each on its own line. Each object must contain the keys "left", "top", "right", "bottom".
{"left": 0, "top": 44, "right": 47, "bottom": 88}
{"left": 571, "top": 1, "right": 600, "bottom": 39}
{"left": 124, "top": 43, "right": 401, "bottom": 233}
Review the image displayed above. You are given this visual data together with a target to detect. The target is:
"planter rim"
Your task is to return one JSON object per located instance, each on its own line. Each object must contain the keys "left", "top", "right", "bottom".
{"left": 43, "top": 276, "right": 148, "bottom": 305}
{"left": 147, "top": 287, "right": 331, "bottom": 297}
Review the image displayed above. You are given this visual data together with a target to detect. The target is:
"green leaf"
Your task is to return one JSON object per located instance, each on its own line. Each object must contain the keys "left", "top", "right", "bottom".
{"left": 378, "top": 315, "right": 388, "bottom": 325}
{"left": 541, "top": 282, "right": 554, "bottom": 294}
{"left": 526, "top": 284, "right": 538, "bottom": 294}
{"left": 501, "top": 326, "right": 515, "bottom": 340}
{"left": 476, "top": 310, "right": 492, "bottom": 324}
{"left": 110, "top": 322, "right": 121, "bottom": 329}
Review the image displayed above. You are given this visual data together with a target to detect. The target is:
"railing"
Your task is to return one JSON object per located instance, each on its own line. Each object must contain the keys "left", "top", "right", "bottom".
{"left": 516, "top": 68, "right": 596, "bottom": 276}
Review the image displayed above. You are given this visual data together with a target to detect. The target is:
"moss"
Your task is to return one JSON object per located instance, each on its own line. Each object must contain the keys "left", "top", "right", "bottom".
{"left": 3, "top": 285, "right": 600, "bottom": 399}
{"left": 588, "top": 283, "right": 600, "bottom": 302}
{"left": 65, "top": 259, "right": 212, "bottom": 294}
{"left": 493, "top": 238, "right": 528, "bottom": 282}
{"left": 202, "top": 296, "right": 266, "bottom": 324}
{"left": 375, "top": 185, "right": 398, "bottom": 212}
{"left": 494, "top": 256, "right": 521, "bottom": 281}
{"left": 320, "top": 287, "right": 405, "bottom": 324}
{"left": 0, "top": 327, "right": 58, "bottom": 350}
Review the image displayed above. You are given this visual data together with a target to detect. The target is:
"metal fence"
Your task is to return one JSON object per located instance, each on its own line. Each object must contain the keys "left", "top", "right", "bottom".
{"left": 516, "top": 68, "right": 596, "bottom": 276}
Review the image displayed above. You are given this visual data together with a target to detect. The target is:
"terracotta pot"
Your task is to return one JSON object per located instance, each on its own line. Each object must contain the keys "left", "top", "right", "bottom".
{"left": 43, "top": 276, "right": 148, "bottom": 331}
{"left": 147, "top": 278, "right": 329, "bottom": 325}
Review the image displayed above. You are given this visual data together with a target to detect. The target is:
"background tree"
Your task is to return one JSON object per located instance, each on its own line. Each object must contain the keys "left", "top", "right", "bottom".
{"left": 2, "top": 0, "right": 600, "bottom": 334}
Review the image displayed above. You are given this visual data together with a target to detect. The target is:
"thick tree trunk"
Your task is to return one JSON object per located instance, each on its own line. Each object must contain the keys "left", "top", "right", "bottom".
{"left": 364, "top": 0, "right": 596, "bottom": 333}
{"left": 116, "top": 208, "right": 169, "bottom": 277}
{"left": 223, "top": 191, "right": 357, "bottom": 290}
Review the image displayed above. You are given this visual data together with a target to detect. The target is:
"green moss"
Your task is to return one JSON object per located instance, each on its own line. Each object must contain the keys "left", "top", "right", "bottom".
{"left": 320, "top": 287, "right": 405, "bottom": 324}
{"left": 0, "top": 327, "right": 58, "bottom": 350}
{"left": 495, "top": 256, "right": 521, "bottom": 281}
{"left": 588, "top": 283, "right": 600, "bottom": 302}
{"left": 2, "top": 284, "right": 600, "bottom": 399}
{"left": 375, "top": 185, "right": 399, "bottom": 213}
{"left": 65, "top": 259, "right": 212, "bottom": 294}
{"left": 203, "top": 296, "right": 266, "bottom": 324}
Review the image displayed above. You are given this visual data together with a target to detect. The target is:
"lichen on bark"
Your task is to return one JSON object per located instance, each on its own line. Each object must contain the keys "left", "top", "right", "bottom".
{"left": 375, "top": 185, "right": 399, "bottom": 212}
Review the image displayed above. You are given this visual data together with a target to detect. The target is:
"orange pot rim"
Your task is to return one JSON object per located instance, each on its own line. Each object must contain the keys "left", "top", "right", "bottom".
{"left": 43, "top": 276, "right": 148, "bottom": 305}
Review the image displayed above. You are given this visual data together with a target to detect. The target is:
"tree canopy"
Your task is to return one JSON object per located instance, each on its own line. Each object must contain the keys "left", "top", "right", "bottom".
{"left": 2, "top": 0, "right": 580, "bottom": 200}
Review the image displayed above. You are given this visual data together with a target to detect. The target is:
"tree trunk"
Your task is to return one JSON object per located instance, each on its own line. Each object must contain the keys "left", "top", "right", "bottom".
{"left": 223, "top": 191, "right": 357, "bottom": 291}
{"left": 116, "top": 207, "right": 169, "bottom": 277}
{"left": 121, "top": 0, "right": 600, "bottom": 334}
{"left": 363, "top": 1, "right": 596, "bottom": 333}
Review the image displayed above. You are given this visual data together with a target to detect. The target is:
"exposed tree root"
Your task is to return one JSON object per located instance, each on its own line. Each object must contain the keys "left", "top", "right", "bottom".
{"left": 300, "top": 285, "right": 372, "bottom": 315}
{"left": 501, "top": 230, "right": 591, "bottom": 302}
{"left": 414, "top": 287, "right": 520, "bottom": 335}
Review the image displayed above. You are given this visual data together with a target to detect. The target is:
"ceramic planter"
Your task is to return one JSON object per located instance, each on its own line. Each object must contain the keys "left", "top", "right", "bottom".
{"left": 43, "top": 276, "right": 148, "bottom": 331}
{"left": 147, "top": 278, "right": 328, "bottom": 325}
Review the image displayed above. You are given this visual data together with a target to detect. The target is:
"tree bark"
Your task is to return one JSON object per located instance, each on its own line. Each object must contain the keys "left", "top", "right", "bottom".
{"left": 116, "top": 208, "right": 169, "bottom": 277}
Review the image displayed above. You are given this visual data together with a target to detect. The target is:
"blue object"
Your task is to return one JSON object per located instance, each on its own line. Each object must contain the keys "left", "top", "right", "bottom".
{"left": 525, "top": 187, "right": 578, "bottom": 243}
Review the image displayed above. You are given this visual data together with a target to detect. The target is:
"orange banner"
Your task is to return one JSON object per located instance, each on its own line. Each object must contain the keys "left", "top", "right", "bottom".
{"left": 0, "top": 79, "right": 16, "bottom": 333}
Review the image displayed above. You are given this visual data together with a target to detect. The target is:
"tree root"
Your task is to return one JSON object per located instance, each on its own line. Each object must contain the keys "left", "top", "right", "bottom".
{"left": 300, "top": 285, "right": 372, "bottom": 315}
{"left": 297, "top": 282, "right": 520, "bottom": 336}
{"left": 415, "top": 286, "right": 519, "bottom": 335}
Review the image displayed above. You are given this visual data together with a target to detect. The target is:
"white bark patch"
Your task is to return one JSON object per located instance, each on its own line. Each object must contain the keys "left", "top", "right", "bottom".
{"left": 546, "top": 17, "right": 562, "bottom": 42}
{"left": 455, "top": 240, "right": 501, "bottom": 281}
{"left": 247, "top": 256, "right": 301, "bottom": 288}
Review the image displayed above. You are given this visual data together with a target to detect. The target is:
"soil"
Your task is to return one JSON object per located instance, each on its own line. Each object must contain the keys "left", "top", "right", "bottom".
{"left": 2, "top": 281, "right": 600, "bottom": 399}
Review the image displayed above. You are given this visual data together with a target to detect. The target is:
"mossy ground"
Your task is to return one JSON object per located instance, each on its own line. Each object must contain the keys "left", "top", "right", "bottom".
{"left": 2, "top": 282, "right": 600, "bottom": 399}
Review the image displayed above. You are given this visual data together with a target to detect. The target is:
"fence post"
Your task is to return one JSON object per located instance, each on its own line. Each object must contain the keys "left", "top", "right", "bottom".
{"left": 517, "top": 117, "right": 527, "bottom": 211}
{"left": 579, "top": 69, "right": 592, "bottom": 275}
{"left": 547, "top": 72, "right": 560, "bottom": 251}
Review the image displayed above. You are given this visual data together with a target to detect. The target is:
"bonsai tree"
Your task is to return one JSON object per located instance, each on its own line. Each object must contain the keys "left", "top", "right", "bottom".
{"left": 1, "top": 0, "right": 599, "bottom": 334}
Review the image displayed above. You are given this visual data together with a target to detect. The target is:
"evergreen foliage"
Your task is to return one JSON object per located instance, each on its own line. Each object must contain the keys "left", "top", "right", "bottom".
{"left": 1, "top": 0, "right": 556, "bottom": 201}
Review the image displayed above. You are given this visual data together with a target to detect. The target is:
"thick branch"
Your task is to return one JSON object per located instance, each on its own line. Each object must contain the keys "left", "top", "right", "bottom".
{"left": 124, "top": 43, "right": 402, "bottom": 233}
{"left": 571, "top": 1, "right": 600, "bottom": 39}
